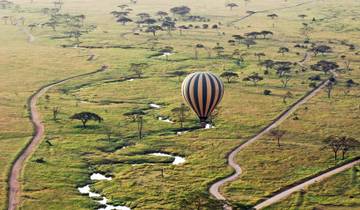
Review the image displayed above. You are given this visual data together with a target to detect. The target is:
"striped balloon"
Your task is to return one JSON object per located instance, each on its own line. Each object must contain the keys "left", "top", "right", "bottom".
{"left": 181, "top": 72, "right": 224, "bottom": 124}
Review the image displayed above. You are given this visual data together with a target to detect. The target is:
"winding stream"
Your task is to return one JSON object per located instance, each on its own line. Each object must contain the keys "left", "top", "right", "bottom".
{"left": 78, "top": 173, "right": 130, "bottom": 210}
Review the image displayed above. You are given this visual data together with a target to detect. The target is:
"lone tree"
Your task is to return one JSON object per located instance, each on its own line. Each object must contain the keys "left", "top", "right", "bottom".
{"left": 129, "top": 63, "right": 148, "bottom": 78}
{"left": 70, "top": 112, "right": 103, "bottom": 128}
{"left": 226, "top": 3, "right": 239, "bottom": 10}
{"left": 269, "top": 129, "right": 286, "bottom": 147}
{"left": 171, "top": 103, "right": 189, "bottom": 128}
{"left": 325, "top": 78, "right": 336, "bottom": 98}
{"left": 220, "top": 71, "right": 239, "bottom": 83}
{"left": 243, "top": 72, "right": 264, "bottom": 86}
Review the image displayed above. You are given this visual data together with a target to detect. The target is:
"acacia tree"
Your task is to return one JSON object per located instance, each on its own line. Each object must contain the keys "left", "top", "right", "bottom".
{"left": 70, "top": 112, "right": 103, "bottom": 128}
{"left": 123, "top": 109, "right": 146, "bottom": 122}
{"left": 156, "top": 11, "right": 168, "bottom": 20}
{"left": 242, "top": 39, "right": 256, "bottom": 48}
{"left": 243, "top": 72, "right": 264, "bottom": 86}
{"left": 311, "top": 60, "right": 339, "bottom": 74}
{"left": 270, "top": 129, "right": 286, "bottom": 147}
{"left": 226, "top": 3, "right": 238, "bottom": 10}
{"left": 325, "top": 79, "right": 336, "bottom": 98}
{"left": 283, "top": 91, "right": 294, "bottom": 104}
{"left": 280, "top": 73, "right": 292, "bottom": 88}
{"left": 339, "top": 136, "right": 359, "bottom": 159}
{"left": 145, "top": 25, "right": 162, "bottom": 37}
{"left": 259, "top": 30, "right": 273, "bottom": 39}
{"left": 129, "top": 63, "right": 148, "bottom": 78}
{"left": 311, "top": 45, "right": 332, "bottom": 56}
{"left": 213, "top": 43, "right": 225, "bottom": 57}
{"left": 254, "top": 52, "right": 265, "bottom": 61}
{"left": 323, "top": 136, "right": 359, "bottom": 160}
{"left": 170, "top": 6, "right": 191, "bottom": 17}
{"left": 232, "top": 35, "right": 245, "bottom": 44}
{"left": 123, "top": 110, "right": 146, "bottom": 139}
{"left": 220, "top": 71, "right": 239, "bottom": 83}
{"left": 171, "top": 103, "right": 189, "bottom": 128}
{"left": 161, "top": 19, "right": 176, "bottom": 35}
{"left": 341, "top": 55, "right": 351, "bottom": 71}
{"left": 267, "top": 13, "right": 278, "bottom": 27}
{"left": 194, "top": 43, "right": 205, "bottom": 59}
{"left": 117, "top": 16, "right": 132, "bottom": 25}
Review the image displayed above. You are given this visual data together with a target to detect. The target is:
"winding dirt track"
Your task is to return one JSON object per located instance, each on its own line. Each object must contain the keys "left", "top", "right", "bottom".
{"left": 209, "top": 72, "right": 332, "bottom": 204}
{"left": 7, "top": 68, "right": 105, "bottom": 210}
{"left": 208, "top": 51, "right": 348, "bottom": 209}
{"left": 254, "top": 159, "right": 360, "bottom": 209}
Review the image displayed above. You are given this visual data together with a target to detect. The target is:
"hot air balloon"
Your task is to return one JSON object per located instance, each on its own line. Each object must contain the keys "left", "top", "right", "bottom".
{"left": 181, "top": 72, "right": 224, "bottom": 128}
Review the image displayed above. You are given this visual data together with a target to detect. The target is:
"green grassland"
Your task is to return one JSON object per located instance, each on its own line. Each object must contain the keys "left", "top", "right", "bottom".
{"left": 0, "top": 0, "right": 359, "bottom": 209}
{"left": 268, "top": 166, "right": 360, "bottom": 210}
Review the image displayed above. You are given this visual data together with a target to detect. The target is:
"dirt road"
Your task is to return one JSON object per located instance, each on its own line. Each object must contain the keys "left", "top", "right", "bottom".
{"left": 7, "top": 68, "right": 105, "bottom": 210}
{"left": 253, "top": 159, "right": 360, "bottom": 209}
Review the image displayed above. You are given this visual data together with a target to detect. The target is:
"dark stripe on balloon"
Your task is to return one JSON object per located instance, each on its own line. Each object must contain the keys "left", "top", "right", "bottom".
{"left": 204, "top": 73, "right": 212, "bottom": 117}
{"left": 202, "top": 73, "right": 209, "bottom": 117}
{"left": 213, "top": 74, "right": 224, "bottom": 112}
{"left": 207, "top": 74, "right": 216, "bottom": 116}
{"left": 213, "top": 75, "right": 222, "bottom": 110}
{"left": 182, "top": 73, "right": 195, "bottom": 105}
{"left": 192, "top": 74, "right": 201, "bottom": 117}
{"left": 186, "top": 74, "right": 200, "bottom": 116}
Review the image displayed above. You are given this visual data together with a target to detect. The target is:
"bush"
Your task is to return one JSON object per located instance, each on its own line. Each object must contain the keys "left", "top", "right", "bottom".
{"left": 264, "top": 89, "right": 272, "bottom": 95}
{"left": 308, "top": 75, "right": 321, "bottom": 81}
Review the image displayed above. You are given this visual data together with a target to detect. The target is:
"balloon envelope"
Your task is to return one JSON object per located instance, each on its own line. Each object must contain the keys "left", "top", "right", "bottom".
{"left": 181, "top": 72, "right": 224, "bottom": 123}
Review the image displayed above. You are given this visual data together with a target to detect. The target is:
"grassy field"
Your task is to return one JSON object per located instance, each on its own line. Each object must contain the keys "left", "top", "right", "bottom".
{"left": 0, "top": 0, "right": 359, "bottom": 209}
{"left": 268, "top": 166, "right": 360, "bottom": 210}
